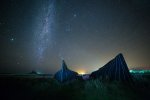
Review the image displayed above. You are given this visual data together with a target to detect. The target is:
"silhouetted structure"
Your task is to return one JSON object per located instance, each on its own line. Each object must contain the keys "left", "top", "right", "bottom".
{"left": 29, "top": 70, "right": 39, "bottom": 74}
{"left": 54, "top": 60, "right": 78, "bottom": 82}
{"left": 90, "top": 53, "right": 132, "bottom": 82}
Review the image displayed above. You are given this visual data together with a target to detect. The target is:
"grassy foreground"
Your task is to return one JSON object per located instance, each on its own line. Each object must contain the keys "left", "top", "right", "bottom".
{"left": 0, "top": 75, "right": 149, "bottom": 100}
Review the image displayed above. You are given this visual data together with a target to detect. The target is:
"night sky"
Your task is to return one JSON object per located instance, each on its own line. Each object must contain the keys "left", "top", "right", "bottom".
{"left": 0, "top": 0, "right": 150, "bottom": 74}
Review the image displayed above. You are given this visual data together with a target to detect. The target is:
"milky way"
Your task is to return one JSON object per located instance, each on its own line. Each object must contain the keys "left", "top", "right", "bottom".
{"left": 0, "top": 0, "right": 150, "bottom": 73}
{"left": 35, "top": 0, "right": 55, "bottom": 64}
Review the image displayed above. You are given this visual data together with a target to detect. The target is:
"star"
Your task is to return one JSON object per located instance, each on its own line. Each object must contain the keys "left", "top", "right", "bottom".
{"left": 73, "top": 14, "right": 77, "bottom": 18}
{"left": 17, "top": 62, "right": 20, "bottom": 65}
{"left": 10, "top": 38, "right": 14, "bottom": 41}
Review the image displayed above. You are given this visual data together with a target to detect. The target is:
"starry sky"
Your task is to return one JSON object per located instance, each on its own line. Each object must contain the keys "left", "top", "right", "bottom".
{"left": 0, "top": 0, "right": 150, "bottom": 74}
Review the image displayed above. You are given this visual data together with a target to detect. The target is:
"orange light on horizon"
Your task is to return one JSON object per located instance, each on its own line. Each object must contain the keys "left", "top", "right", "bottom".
{"left": 77, "top": 70, "right": 86, "bottom": 75}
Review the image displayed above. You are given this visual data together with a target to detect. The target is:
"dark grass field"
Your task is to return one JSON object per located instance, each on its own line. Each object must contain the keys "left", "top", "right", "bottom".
{"left": 0, "top": 74, "right": 150, "bottom": 100}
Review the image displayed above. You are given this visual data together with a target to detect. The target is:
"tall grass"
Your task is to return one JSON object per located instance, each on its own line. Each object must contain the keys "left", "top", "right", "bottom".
{"left": 0, "top": 76, "right": 149, "bottom": 100}
{"left": 84, "top": 79, "right": 139, "bottom": 100}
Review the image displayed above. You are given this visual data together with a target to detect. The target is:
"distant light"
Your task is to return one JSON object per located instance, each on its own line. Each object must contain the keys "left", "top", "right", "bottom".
{"left": 129, "top": 70, "right": 150, "bottom": 74}
{"left": 129, "top": 70, "right": 133, "bottom": 73}
{"left": 139, "top": 70, "right": 144, "bottom": 74}
{"left": 77, "top": 70, "right": 86, "bottom": 75}
{"left": 37, "top": 72, "right": 42, "bottom": 74}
